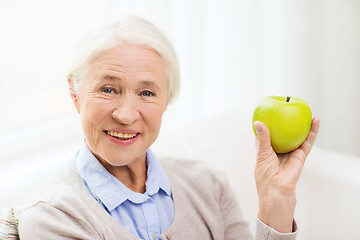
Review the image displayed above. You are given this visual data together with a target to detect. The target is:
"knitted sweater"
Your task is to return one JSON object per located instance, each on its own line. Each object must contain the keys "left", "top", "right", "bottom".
{"left": 17, "top": 155, "right": 296, "bottom": 240}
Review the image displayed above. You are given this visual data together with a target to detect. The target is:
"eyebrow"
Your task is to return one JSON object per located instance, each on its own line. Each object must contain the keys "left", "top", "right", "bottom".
{"left": 138, "top": 80, "right": 161, "bottom": 91}
{"left": 97, "top": 74, "right": 122, "bottom": 82}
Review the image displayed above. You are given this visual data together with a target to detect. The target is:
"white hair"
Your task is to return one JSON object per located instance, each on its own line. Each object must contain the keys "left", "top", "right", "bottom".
{"left": 68, "top": 16, "right": 180, "bottom": 104}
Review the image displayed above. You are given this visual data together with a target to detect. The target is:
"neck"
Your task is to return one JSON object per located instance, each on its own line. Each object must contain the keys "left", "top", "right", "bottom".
{"left": 102, "top": 157, "right": 148, "bottom": 193}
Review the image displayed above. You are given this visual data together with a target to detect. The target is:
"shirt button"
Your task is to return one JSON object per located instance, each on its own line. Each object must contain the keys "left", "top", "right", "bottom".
{"left": 152, "top": 233, "right": 157, "bottom": 239}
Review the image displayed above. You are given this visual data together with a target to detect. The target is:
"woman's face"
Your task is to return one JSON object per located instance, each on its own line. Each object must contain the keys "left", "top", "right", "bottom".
{"left": 72, "top": 43, "right": 169, "bottom": 168}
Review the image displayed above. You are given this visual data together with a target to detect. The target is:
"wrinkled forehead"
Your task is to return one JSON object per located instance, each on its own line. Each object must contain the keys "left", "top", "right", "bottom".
{"left": 86, "top": 42, "right": 169, "bottom": 79}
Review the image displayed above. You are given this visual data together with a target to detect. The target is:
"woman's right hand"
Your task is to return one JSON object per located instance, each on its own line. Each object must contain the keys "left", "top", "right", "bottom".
{"left": 253, "top": 117, "right": 320, "bottom": 233}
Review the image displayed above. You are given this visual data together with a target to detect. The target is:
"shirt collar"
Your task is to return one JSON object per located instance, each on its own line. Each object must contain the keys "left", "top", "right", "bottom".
{"left": 145, "top": 149, "right": 171, "bottom": 196}
{"left": 75, "top": 141, "right": 171, "bottom": 212}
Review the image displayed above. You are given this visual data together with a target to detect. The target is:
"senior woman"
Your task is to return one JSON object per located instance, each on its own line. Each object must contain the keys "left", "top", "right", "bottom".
{"left": 17, "top": 16, "right": 320, "bottom": 240}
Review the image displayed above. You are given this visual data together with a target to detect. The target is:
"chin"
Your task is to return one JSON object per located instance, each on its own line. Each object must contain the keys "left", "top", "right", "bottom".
{"left": 102, "top": 148, "right": 147, "bottom": 167}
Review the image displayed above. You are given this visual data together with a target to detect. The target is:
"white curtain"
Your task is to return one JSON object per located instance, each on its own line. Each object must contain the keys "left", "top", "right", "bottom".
{"left": 0, "top": 0, "right": 360, "bottom": 162}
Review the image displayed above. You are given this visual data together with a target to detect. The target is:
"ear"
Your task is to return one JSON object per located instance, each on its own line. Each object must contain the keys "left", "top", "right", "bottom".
{"left": 68, "top": 77, "right": 80, "bottom": 114}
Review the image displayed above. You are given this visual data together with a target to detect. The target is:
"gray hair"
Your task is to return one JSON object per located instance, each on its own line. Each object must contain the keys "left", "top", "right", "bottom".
{"left": 67, "top": 16, "right": 180, "bottom": 104}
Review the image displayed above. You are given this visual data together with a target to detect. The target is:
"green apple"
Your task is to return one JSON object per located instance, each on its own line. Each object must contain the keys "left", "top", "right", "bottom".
{"left": 252, "top": 96, "right": 312, "bottom": 153}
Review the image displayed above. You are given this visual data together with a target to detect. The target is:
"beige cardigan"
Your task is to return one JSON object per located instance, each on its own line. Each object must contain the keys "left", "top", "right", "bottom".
{"left": 17, "top": 155, "right": 296, "bottom": 240}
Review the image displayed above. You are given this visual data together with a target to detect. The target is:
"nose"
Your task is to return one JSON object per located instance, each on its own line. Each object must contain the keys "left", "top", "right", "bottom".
{"left": 112, "top": 95, "right": 140, "bottom": 125}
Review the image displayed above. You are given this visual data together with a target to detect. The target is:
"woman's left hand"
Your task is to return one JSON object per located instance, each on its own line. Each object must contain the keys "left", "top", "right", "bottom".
{"left": 253, "top": 117, "right": 320, "bottom": 233}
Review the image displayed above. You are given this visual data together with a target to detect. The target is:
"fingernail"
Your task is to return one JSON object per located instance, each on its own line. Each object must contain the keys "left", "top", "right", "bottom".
{"left": 254, "top": 122, "right": 261, "bottom": 133}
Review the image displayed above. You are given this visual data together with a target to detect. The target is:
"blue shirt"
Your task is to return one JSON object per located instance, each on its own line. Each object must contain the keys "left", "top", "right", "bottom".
{"left": 75, "top": 142, "right": 175, "bottom": 240}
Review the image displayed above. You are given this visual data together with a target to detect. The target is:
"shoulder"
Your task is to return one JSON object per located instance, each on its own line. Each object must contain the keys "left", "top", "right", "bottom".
{"left": 16, "top": 159, "right": 82, "bottom": 209}
{"left": 157, "top": 154, "right": 252, "bottom": 239}
{"left": 158, "top": 154, "right": 230, "bottom": 197}
{"left": 16, "top": 160, "right": 103, "bottom": 239}
{"left": 160, "top": 154, "right": 225, "bottom": 178}
{"left": 16, "top": 160, "right": 80, "bottom": 211}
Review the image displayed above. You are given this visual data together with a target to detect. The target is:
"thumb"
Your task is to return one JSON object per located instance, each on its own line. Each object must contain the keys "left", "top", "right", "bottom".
{"left": 254, "top": 121, "right": 273, "bottom": 155}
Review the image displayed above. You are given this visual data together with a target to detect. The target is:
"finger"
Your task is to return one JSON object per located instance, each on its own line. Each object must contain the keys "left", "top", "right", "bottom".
{"left": 253, "top": 121, "right": 273, "bottom": 157}
{"left": 298, "top": 117, "right": 320, "bottom": 156}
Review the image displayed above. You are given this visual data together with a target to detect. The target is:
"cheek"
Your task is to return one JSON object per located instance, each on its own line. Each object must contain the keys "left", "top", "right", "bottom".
{"left": 80, "top": 94, "right": 114, "bottom": 123}
{"left": 80, "top": 98, "right": 114, "bottom": 142}
{"left": 143, "top": 104, "right": 166, "bottom": 132}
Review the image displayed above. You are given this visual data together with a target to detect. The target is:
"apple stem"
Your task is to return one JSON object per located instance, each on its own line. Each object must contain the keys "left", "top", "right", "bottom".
{"left": 286, "top": 96, "right": 290, "bottom": 102}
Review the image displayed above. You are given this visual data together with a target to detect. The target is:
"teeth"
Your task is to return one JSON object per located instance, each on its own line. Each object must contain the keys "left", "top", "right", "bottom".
{"left": 107, "top": 131, "right": 137, "bottom": 140}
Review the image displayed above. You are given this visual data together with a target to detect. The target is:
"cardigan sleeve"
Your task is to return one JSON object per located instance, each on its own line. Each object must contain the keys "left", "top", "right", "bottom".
{"left": 218, "top": 171, "right": 254, "bottom": 239}
{"left": 218, "top": 170, "right": 297, "bottom": 240}
{"left": 256, "top": 218, "right": 297, "bottom": 240}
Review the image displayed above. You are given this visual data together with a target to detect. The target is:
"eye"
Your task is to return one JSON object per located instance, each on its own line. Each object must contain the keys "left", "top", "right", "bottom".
{"left": 101, "top": 87, "right": 117, "bottom": 94}
{"left": 140, "top": 90, "right": 155, "bottom": 97}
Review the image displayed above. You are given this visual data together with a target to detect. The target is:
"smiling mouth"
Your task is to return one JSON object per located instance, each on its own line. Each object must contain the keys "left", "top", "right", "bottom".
{"left": 105, "top": 131, "right": 139, "bottom": 140}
